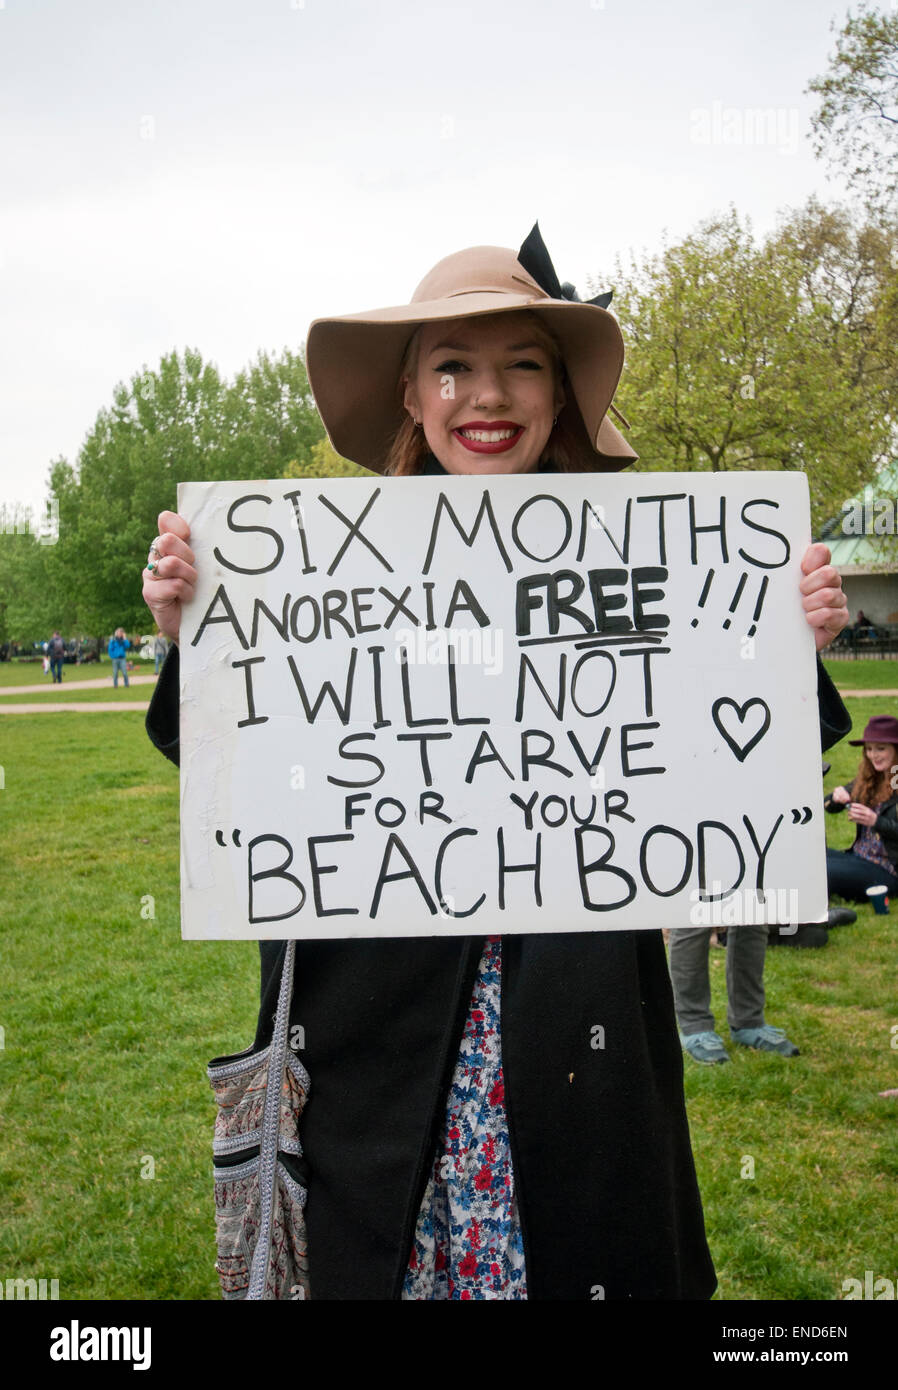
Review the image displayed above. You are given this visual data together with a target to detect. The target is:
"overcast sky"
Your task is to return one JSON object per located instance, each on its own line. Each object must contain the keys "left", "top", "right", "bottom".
{"left": 1, "top": 0, "right": 857, "bottom": 522}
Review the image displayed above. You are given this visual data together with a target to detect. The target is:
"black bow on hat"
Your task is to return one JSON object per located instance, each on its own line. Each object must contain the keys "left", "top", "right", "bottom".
{"left": 517, "top": 221, "right": 613, "bottom": 309}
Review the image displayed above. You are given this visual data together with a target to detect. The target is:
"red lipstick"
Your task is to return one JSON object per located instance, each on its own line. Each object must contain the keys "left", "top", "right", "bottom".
{"left": 453, "top": 422, "right": 524, "bottom": 454}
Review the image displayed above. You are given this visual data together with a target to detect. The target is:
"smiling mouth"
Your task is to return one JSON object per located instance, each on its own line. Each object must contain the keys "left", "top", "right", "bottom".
{"left": 453, "top": 426, "right": 524, "bottom": 453}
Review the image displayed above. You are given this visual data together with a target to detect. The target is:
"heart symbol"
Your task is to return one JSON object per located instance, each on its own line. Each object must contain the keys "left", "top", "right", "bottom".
{"left": 711, "top": 697, "right": 770, "bottom": 762}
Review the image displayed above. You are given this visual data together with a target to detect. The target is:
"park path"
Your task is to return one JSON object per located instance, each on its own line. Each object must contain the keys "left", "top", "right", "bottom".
{"left": 0, "top": 678, "right": 894, "bottom": 715}
{"left": 0, "top": 701, "right": 150, "bottom": 713}
{"left": 835, "top": 689, "right": 898, "bottom": 697}
{"left": 0, "top": 671, "right": 157, "bottom": 711}
{"left": 1, "top": 673, "right": 158, "bottom": 694}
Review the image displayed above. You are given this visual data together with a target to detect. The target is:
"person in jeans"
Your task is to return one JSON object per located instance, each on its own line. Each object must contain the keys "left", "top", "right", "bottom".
{"left": 669, "top": 674, "right": 851, "bottom": 1065}
{"left": 107, "top": 627, "right": 130, "bottom": 687}
{"left": 47, "top": 630, "right": 66, "bottom": 683}
{"left": 153, "top": 629, "right": 168, "bottom": 675}
{"left": 825, "top": 715, "right": 898, "bottom": 901}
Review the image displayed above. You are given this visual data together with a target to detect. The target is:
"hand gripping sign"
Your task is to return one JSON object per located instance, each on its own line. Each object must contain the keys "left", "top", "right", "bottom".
{"left": 178, "top": 472, "right": 827, "bottom": 939}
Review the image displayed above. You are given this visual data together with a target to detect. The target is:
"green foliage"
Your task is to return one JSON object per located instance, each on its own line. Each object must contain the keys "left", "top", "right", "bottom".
{"left": 283, "top": 435, "right": 373, "bottom": 479}
{"left": 0, "top": 348, "right": 326, "bottom": 642}
{"left": 596, "top": 202, "right": 897, "bottom": 530}
{"left": 221, "top": 348, "right": 327, "bottom": 480}
{"left": 807, "top": 3, "right": 898, "bottom": 210}
{"left": 823, "top": 658, "right": 898, "bottom": 690}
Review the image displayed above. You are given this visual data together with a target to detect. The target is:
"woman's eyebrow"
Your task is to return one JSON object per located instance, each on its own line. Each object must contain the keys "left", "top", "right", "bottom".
{"left": 426, "top": 340, "right": 545, "bottom": 355}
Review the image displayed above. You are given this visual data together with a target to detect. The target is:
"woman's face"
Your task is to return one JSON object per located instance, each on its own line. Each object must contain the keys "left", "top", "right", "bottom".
{"left": 402, "top": 314, "right": 565, "bottom": 475}
{"left": 865, "top": 742, "right": 898, "bottom": 775}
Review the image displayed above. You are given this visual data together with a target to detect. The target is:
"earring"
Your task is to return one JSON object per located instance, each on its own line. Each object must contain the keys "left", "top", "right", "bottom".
{"left": 552, "top": 416, "right": 558, "bottom": 427}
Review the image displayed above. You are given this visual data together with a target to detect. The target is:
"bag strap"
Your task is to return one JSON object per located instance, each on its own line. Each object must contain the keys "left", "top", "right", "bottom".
{"left": 247, "top": 938, "right": 296, "bottom": 1300}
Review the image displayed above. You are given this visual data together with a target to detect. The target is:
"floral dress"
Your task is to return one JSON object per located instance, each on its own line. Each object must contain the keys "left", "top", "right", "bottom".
{"left": 853, "top": 799, "right": 897, "bottom": 875}
{"left": 401, "top": 935, "right": 528, "bottom": 1300}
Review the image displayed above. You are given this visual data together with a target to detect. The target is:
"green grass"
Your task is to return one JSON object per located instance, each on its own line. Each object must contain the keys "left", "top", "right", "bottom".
{"left": 687, "top": 689, "right": 898, "bottom": 1300}
{"left": 0, "top": 715, "right": 259, "bottom": 1299}
{"left": 689, "top": 912, "right": 898, "bottom": 1300}
{"left": 0, "top": 694, "right": 896, "bottom": 1300}
{"left": 0, "top": 658, "right": 157, "bottom": 689}
{"left": 0, "top": 684, "right": 152, "bottom": 704}
{"left": 822, "top": 656, "right": 898, "bottom": 690}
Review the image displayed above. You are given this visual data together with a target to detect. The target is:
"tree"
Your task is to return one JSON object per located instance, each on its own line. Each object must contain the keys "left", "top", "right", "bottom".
{"left": 593, "top": 204, "right": 896, "bottom": 529}
{"left": 807, "top": 4, "right": 898, "bottom": 209}
{"left": 0, "top": 505, "right": 32, "bottom": 642}
{"left": 64, "top": 350, "right": 229, "bottom": 634}
{"left": 0, "top": 345, "right": 332, "bottom": 641}
{"left": 220, "top": 349, "right": 326, "bottom": 480}
{"left": 33, "top": 347, "right": 327, "bottom": 638}
{"left": 282, "top": 435, "right": 371, "bottom": 479}
{"left": 0, "top": 495, "right": 71, "bottom": 644}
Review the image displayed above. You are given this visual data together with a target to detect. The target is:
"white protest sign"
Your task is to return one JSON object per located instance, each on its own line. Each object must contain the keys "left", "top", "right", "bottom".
{"left": 178, "top": 472, "right": 827, "bottom": 939}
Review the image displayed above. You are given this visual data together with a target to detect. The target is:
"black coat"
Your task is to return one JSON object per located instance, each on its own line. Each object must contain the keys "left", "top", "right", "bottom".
{"left": 147, "top": 616, "right": 850, "bottom": 1302}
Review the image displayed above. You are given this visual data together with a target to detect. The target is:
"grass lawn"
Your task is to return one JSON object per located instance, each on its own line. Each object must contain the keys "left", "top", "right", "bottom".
{"left": 0, "top": 658, "right": 157, "bottom": 689}
{"left": 0, "top": 679, "right": 896, "bottom": 1300}
{"left": 683, "top": 689, "right": 898, "bottom": 1299}
{"left": 0, "top": 685, "right": 152, "bottom": 704}
{"left": 822, "top": 656, "right": 898, "bottom": 689}
{"left": 0, "top": 658, "right": 156, "bottom": 704}
{"left": 0, "top": 713, "right": 258, "bottom": 1300}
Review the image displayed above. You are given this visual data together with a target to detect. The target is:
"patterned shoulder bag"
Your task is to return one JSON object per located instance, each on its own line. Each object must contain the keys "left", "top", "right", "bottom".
{"left": 206, "top": 940, "right": 311, "bottom": 1299}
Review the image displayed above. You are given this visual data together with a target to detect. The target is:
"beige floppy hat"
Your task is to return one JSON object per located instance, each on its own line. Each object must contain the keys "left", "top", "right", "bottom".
{"left": 306, "top": 222, "right": 637, "bottom": 475}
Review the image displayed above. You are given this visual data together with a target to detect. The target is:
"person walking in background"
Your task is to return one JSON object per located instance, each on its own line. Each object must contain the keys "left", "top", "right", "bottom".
{"left": 153, "top": 629, "right": 168, "bottom": 675}
{"left": 47, "top": 630, "right": 66, "bottom": 683}
{"left": 108, "top": 627, "right": 131, "bottom": 688}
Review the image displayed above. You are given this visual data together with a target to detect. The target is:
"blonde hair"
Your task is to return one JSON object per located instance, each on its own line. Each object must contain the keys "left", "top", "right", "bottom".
{"left": 383, "top": 311, "right": 598, "bottom": 476}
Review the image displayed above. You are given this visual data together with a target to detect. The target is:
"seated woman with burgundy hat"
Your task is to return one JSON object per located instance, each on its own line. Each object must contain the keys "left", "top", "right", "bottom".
{"left": 825, "top": 715, "right": 898, "bottom": 904}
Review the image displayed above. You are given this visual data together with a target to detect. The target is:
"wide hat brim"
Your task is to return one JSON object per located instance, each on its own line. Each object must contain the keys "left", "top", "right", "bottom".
{"left": 306, "top": 247, "right": 637, "bottom": 475}
{"left": 848, "top": 717, "right": 898, "bottom": 745}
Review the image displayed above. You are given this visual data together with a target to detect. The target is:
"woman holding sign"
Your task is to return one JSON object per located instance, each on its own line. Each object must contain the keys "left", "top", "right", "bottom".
{"left": 142, "top": 224, "right": 850, "bottom": 1301}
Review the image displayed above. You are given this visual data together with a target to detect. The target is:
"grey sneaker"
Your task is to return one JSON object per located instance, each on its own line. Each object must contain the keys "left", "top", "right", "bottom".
{"left": 731, "top": 1024, "right": 800, "bottom": 1057}
{"left": 681, "top": 1030, "right": 730, "bottom": 1065}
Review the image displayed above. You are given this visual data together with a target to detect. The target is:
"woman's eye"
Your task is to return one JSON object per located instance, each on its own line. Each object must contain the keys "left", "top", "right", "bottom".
{"left": 431, "top": 359, "right": 544, "bottom": 373}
